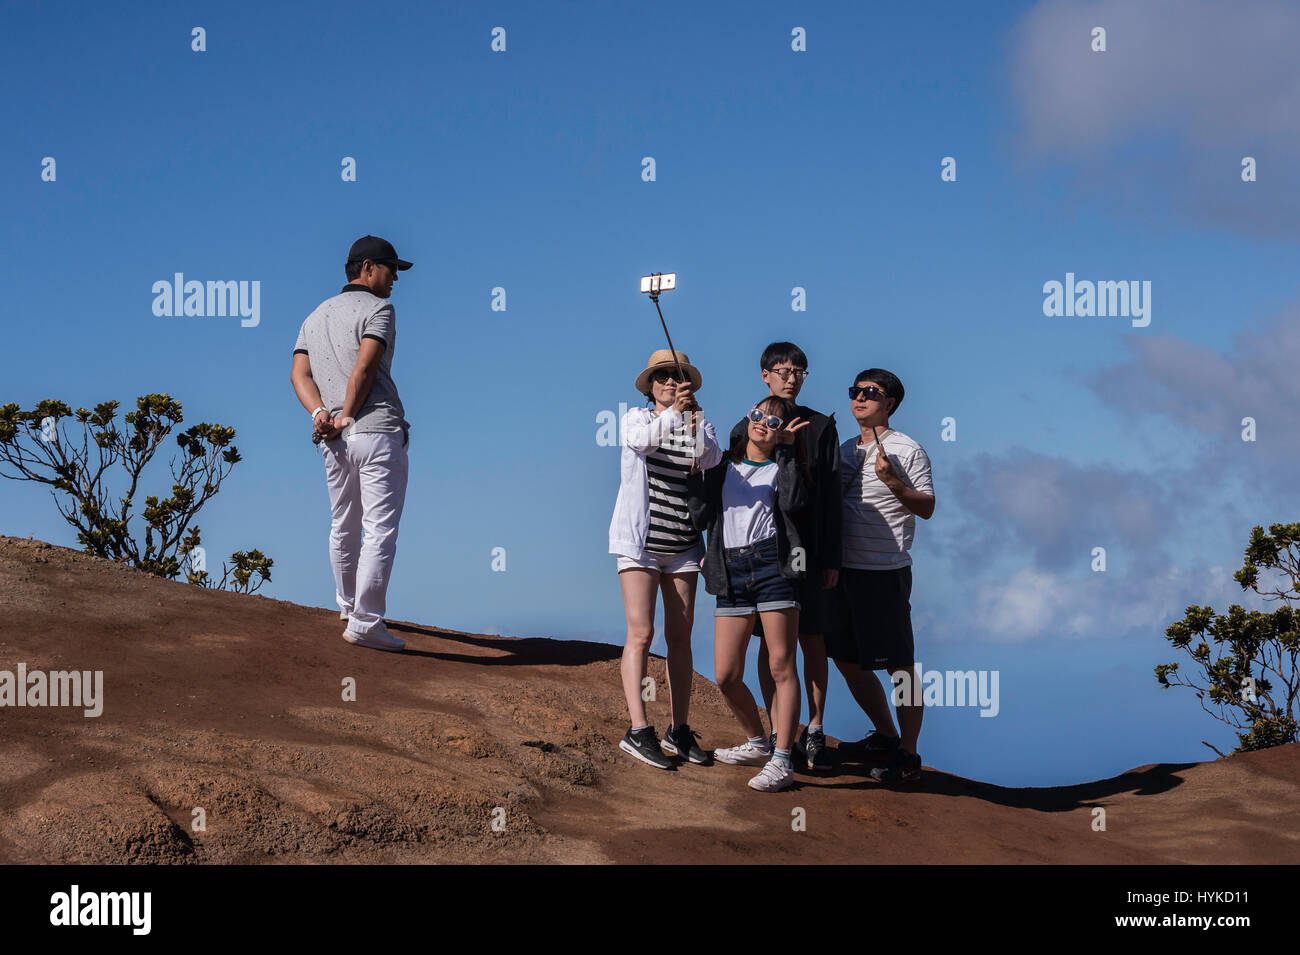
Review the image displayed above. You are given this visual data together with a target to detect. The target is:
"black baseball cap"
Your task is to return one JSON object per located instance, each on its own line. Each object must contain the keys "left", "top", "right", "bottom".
{"left": 346, "top": 235, "right": 413, "bottom": 271}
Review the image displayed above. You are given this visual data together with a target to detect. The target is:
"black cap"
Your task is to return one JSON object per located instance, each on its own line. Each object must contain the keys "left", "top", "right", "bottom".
{"left": 346, "top": 235, "right": 412, "bottom": 271}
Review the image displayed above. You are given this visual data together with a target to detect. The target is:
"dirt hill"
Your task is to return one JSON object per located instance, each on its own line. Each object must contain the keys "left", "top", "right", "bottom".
{"left": 0, "top": 534, "right": 1296, "bottom": 864}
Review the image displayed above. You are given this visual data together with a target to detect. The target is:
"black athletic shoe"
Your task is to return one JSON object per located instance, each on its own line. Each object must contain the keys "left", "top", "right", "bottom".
{"left": 661, "top": 723, "right": 712, "bottom": 765}
{"left": 863, "top": 731, "right": 902, "bottom": 755}
{"left": 839, "top": 730, "right": 901, "bottom": 759}
{"left": 799, "top": 727, "right": 833, "bottom": 772}
{"left": 837, "top": 732, "right": 899, "bottom": 764}
{"left": 619, "top": 726, "right": 673, "bottom": 770}
{"left": 870, "top": 749, "right": 922, "bottom": 785}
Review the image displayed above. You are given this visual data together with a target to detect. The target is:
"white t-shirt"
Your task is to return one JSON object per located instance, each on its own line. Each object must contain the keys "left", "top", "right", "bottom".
{"left": 840, "top": 429, "right": 933, "bottom": 570}
{"left": 722, "top": 458, "right": 779, "bottom": 549}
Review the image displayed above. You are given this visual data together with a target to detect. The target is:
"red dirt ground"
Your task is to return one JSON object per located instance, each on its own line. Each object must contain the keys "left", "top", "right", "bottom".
{"left": 0, "top": 535, "right": 1296, "bottom": 864}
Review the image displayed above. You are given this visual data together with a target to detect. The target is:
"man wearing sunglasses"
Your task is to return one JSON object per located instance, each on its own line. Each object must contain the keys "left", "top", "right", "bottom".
{"left": 728, "top": 342, "right": 842, "bottom": 772}
{"left": 290, "top": 235, "right": 413, "bottom": 653}
{"left": 829, "top": 368, "right": 934, "bottom": 784}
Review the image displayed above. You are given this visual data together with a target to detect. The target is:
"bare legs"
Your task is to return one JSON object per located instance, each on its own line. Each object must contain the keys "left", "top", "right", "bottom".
{"left": 658, "top": 572, "right": 698, "bottom": 727}
{"left": 715, "top": 608, "right": 801, "bottom": 750}
{"left": 619, "top": 568, "right": 698, "bottom": 728}
{"left": 758, "top": 632, "right": 828, "bottom": 733}
{"left": 714, "top": 615, "right": 764, "bottom": 738}
{"left": 833, "top": 660, "right": 923, "bottom": 754}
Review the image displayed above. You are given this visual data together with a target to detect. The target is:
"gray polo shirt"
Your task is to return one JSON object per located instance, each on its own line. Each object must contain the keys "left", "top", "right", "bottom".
{"left": 293, "top": 285, "right": 409, "bottom": 435}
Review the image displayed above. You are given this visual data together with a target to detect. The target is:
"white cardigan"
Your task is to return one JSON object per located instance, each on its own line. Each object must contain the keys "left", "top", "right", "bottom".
{"left": 608, "top": 405, "right": 724, "bottom": 560}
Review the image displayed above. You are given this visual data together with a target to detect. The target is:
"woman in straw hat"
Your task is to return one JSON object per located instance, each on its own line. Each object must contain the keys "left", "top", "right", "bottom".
{"left": 609, "top": 349, "right": 723, "bottom": 769}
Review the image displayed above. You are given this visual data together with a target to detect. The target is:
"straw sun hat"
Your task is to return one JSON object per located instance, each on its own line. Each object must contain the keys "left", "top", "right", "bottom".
{"left": 634, "top": 349, "right": 703, "bottom": 395}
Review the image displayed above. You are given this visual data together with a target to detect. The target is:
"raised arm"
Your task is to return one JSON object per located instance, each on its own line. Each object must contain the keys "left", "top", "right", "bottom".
{"left": 696, "top": 415, "right": 724, "bottom": 469}
{"left": 623, "top": 406, "right": 682, "bottom": 454}
{"left": 875, "top": 447, "right": 936, "bottom": 519}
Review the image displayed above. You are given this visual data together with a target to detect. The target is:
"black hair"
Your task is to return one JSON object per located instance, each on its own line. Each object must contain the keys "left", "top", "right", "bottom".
{"left": 728, "top": 395, "right": 812, "bottom": 487}
{"left": 345, "top": 259, "right": 363, "bottom": 281}
{"left": 854, "top": 368, "right": 904, "bottom": 415}
{"left": 760, "top": 342, "right": 808, "bottom": 371}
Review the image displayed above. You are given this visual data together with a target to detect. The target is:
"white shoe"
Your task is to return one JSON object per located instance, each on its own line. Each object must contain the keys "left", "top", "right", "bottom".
{"left": 748, "top": 757, "right": 795, "bottom": 792}
{"left": 342, "top": 626, "right": 405, "bottom": 652}
{"left": 713, "top": 741, "right": 773, "bottom": 766}
{"left": 340, "top": 611, "right": 350, "bottom": 621}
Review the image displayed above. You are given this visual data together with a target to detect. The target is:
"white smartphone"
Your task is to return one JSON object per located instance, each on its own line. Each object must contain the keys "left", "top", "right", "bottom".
{"left": 640, "top": 272, "right": 677, "bottom": 294}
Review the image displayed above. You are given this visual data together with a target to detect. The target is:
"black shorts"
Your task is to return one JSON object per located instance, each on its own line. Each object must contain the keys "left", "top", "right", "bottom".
{"left": 825, "top": 566, "right": 915, "bottom": 670}
{"left": 750, "top": 571, "right": 832, "bottom": 638}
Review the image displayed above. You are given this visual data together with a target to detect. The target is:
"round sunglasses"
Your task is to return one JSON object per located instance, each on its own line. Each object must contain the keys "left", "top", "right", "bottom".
{"left": 747, "top": 407, "right": 785, "bottom": 430}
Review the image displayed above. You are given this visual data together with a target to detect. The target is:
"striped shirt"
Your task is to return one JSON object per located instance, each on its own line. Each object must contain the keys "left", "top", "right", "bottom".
{"left": 645, "top": 412, "right": 701, "bottom": 554}
{"left": 840, "top": 429, "right": 933, "bottom": 570}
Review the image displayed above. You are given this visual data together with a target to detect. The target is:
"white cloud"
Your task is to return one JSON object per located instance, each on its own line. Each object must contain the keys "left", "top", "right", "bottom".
{"left": 1009, "top": 0, "right": 1300, "bottom": 236}
{"left": 959, "top": 561, "right": 1259, "bottom": 643}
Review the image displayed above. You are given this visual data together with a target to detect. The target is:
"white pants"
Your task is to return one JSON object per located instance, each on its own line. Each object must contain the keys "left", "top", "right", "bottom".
{"left": 321, "top": 429, "right": 409, "bottom": 635}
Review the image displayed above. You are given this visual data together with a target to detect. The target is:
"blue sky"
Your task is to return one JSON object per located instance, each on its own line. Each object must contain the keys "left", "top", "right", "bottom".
{"left": 3, "top": 0, "right": 1297, "bottom": 787}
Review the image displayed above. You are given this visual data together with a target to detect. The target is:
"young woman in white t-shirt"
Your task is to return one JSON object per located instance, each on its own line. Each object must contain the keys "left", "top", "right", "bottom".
{"left": 687, "top": 395, "right": 810, "bottom": 792}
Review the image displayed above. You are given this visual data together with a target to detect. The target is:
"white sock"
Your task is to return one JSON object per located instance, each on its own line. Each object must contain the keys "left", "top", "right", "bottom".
{"left": 749, "top": 735, "right": 771, "bottom": 750}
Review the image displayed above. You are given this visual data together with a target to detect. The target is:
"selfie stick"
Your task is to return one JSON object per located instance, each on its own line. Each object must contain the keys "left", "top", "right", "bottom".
{"left": 642, "top": 272, "right": 697, "bottom": 472}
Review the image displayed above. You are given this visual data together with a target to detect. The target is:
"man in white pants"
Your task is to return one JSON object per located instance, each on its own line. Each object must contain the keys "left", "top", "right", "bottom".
{"left": 290, "top": 235, "right": 413, "bottom": 652}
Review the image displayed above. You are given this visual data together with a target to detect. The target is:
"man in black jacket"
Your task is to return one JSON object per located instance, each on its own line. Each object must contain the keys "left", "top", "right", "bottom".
{"left": 728, "top": 342, "right": 841, "bottom": 771}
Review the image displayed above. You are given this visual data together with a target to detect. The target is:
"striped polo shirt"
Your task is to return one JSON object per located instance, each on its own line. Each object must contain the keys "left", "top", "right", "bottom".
{"left": 645, "top": 412, "right": 701, "bottom": 554}
{"left": 840, "top": 429, "right": 933, "bottom": 570}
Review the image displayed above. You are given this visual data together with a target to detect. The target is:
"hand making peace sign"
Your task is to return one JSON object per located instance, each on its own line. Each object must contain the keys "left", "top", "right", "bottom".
{"left": 778, "top": 416, "right": 809, "bottom": 444}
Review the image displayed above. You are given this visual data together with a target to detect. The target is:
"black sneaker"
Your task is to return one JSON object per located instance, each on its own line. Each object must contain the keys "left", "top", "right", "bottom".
{"left": 661, "top": 723, "right": 712, "bottom": 765}
{"left": 619, "top": 726, "right": 673, "bottom": 770}
{"left": 870, "top": 749, "right": 922, "bottom": 784}
{"left": 799, "top": 727, "right": 833, "bottom": 772}
{"left": 839, "top": 730, "right": 901, "bottom": 759}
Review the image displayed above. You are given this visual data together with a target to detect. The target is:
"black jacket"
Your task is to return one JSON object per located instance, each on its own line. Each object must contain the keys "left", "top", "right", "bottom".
{"left": 728, "top": 405, "right": 842, "bottom": 573}
{"left": 686, "top": 444, "right": 809, "bottom": 599}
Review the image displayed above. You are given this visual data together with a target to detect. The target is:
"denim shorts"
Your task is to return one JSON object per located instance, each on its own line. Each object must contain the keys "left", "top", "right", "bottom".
{"left": 715, "top": 536, "right": 800, "bottom": 616}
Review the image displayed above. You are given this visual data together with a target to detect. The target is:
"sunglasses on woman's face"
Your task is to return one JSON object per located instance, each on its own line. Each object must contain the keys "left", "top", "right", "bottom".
{"left": 651, "top": 370, "right": 681, "bottom": 385}
{"left": 848, "top": 385, "right": 887, "bottom": 402}
{"left": 748, "top": 407, "right": 785, "bottom": 430}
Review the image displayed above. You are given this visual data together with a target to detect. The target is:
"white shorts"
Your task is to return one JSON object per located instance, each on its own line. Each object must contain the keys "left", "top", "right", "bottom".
{"left": 616, "top": 543, "right": 704, "bottom": 575}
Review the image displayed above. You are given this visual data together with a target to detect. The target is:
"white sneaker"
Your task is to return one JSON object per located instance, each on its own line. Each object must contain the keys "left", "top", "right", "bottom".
{"left": 713, "top": 741, "right": 773, "bottom": 766}
{"left": 340, "top": 611, "right": 350, "bottom": 621}
{"left": 342, "top": 626, "right": 405, "bottom": 652}
{"left": 748, "top": 757, "right": 795, "bottom": 792}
